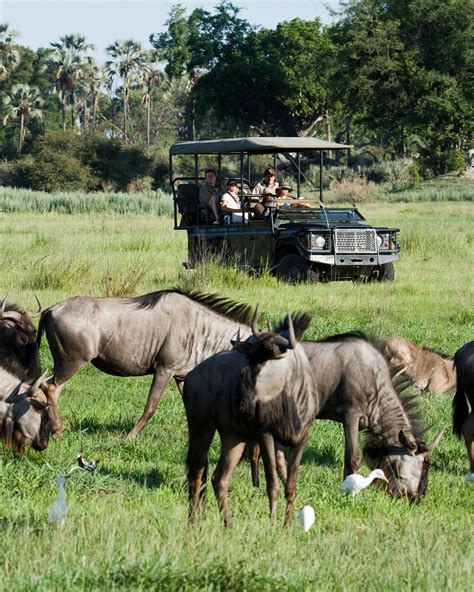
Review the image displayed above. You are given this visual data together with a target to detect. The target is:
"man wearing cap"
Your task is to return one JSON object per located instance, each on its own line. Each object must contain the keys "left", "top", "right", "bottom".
{"left": 220, "top": 179, "right": 248, "bottom": 224}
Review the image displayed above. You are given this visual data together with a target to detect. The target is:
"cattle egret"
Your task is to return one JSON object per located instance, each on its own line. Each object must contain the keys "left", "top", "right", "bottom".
{"left": 48, "top": 475, "right": 67, "bottom": 526}
{"left": 339, "top": 469, "right": 389, "bottom": 497}
{"left": 464, "top": 473, "right": 474, "bottom": 483}
{"left": 299, "top": 505, "right": 316, "bottom": 531}
{"left": 77, "top": 454, "right": 98, "bottom": 471}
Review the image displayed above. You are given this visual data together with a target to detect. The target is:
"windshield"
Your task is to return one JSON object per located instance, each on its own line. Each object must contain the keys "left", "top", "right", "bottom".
{"left": 274, "top": 207, "right": 365, "bottom": 225}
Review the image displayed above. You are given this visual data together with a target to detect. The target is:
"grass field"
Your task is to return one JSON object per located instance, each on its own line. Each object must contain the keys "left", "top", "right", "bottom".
{"left": 0, "top": 196, "right": 473, "bottom": 590}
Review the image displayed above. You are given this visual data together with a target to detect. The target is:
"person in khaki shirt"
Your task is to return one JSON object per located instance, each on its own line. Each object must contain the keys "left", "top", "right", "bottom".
{"left": 199, "top": 167, "right": 220, "bottom": 222}
{"left": 253, "top": 166, "right": 279, "bottom": 196}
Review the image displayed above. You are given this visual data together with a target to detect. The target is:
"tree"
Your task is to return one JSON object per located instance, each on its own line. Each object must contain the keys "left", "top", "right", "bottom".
{"left": 139, "top": 51, "right": 162, "bottom": 152}
{"left": 2, "top": 83, "right": 44, "bottom": 154}
{"left": 0, "top": 23, "right": 20, "bottom": 81}
{"left": 46, "top": 34, "right": 94, "bottom": 130}
{"left": 105, "top": 39, "right": 145, "bottom": 142}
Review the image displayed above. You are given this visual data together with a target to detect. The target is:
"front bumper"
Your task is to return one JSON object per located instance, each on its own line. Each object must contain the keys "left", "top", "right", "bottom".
{"left": 309, "top": 253, "right": 399, "bottom": 266}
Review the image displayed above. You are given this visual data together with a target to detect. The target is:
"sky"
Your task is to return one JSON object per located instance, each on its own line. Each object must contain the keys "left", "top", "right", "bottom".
{"left": 2, "top": 0, "right": 339, "bottom": 64}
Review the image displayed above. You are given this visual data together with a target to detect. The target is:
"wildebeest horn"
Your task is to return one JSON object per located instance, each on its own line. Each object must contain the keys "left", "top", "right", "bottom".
{"left": 266, "top": 315, "right": 273, "bottom": 332}
{"left": 424, "top": 427, "right": 446, "bottom": 451}
{"left": 30, "top": 294, "right": 43, "bottom": 318}
{"left": 10, "top": 382, "right": 23, "bottom": 398}
{"left": 251, "top": 305, "right": 262, "bottom": 337}
{"left": 0, "top": 296, "right": 22, "bottom": 322}
{"left": 27, "top": 373, "right": 48, "bottom": 396}
{"left": 287, "top": 313, "right": 296, "bottom": 349}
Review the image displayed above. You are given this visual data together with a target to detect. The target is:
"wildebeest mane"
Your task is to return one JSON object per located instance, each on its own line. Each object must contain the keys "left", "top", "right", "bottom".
{"left": 364, "top": 378, "right": 425, "bottom": 450}
{"left": 0, "top": 300, "right": 23, "bottom": 314}
{"left": 273, "top": 313, "right": 312, "bottom": 340}
{"left": 132, "top": 289, "right": 255, "bottom": 325}
{"left": 314, "top": 331, "right": 369, "bottom": 344}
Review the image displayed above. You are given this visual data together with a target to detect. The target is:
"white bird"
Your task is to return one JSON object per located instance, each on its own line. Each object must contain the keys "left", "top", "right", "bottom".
{"left": 464, "top": 473, "right": 474, "bottom": 483}
{"left": 48, "top": 475, "right": 67, "bottom": 526}
{"left": 299, "top": 505, "right": 316, "bottom": 531}
{"left": 339, "top": 469, "right": 389, "bottom": 497}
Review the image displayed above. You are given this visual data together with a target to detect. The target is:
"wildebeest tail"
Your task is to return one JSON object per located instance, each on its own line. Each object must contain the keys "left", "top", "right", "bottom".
{"left": 452, "top": 379, "right": 469, "bottom": 438}
{"left": 35, "top": 308, "right": 51, "bottom": 349}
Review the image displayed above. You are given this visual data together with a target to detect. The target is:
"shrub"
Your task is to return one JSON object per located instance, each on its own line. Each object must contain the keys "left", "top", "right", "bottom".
{"left": 325, "top": 178, "right": 377, "bottom": 204}
{"left": 26, "top": 147, "right": 97, "bottom": 192}
{"left": 126, "top": 176, "right": 153, "bottom": 192}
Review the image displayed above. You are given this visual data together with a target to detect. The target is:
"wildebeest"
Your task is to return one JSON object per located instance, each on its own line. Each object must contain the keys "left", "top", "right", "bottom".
{"left": 0, "top": 368, "right": 53, "bottom": 453}
{"left": 259, "top": 333, "right": 443, "bottom": 502}
{"left": 452, "top": 340, "right": 474, "bottom": 473}
{"left": 0, "top": 298, "right": 41, "bottom": 382}
{"left": 379, "top": 335, "right": 455, "bottom": 394}
{"left": 184, "top": 313, "right": 317, "bottom": 526}
{"left": 37, "top": 290, "right": 254, "bottom": 437}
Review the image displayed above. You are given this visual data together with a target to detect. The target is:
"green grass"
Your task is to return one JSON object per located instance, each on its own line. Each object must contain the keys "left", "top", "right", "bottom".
{"left": 0, "top": 200, "right": 473, "bottom": 590}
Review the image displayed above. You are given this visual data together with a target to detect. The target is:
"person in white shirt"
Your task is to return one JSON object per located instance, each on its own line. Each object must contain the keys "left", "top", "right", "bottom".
{"left": 220, "top": 179, "right": 248, "bottom": 224}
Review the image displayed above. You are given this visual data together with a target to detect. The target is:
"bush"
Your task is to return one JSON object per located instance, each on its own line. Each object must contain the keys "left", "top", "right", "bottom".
{"left": 324, "top": 178, "right": 377, "bottom": 204}
{"left": 26, "top": 147, "right": 97, "bottom": 192}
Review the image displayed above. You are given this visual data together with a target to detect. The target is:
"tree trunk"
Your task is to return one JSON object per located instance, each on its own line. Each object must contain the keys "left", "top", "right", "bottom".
{"left": 123, "top": 75, "right": 128, "bottom": 143}
{"left": 61, "top": 90, "right": 66, "bottom": 130}
{"left": 18, "top": 112, "right": 24, "bottom": 155}
{"left": 146, "top": 94, "right": 151, "bottom": 154}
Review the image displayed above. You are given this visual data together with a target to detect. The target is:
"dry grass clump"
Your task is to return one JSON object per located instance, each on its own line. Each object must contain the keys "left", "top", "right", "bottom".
{"left": 325, "top": 178, "right": 377, "bottom": 204}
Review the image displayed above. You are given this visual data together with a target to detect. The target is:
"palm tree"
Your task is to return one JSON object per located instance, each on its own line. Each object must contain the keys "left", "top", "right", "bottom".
{"left": 140, "top": 51, "right": 162, "bottom": 152}
{"left": 76, "top": 57, "right": 103, "bottom": 132}
{"left": 105, "top": 39, "right": 145, "bottom": 142}
{"left": 46, "top": 34, "right": 94, "bottom": 129}
{"left": 0, "top": 23, "right": 20, "bottom": 80}
{"left": 2, "top": 84, "right": 44, "bottom": 154}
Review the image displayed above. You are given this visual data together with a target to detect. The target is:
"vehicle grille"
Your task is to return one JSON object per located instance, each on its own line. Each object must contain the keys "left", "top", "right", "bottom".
{"left": 334, "top": 229, "right": 377, "bottom": 254}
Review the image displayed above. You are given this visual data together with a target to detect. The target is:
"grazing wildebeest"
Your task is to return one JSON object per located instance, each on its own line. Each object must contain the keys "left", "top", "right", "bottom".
{"left": 452, "top": 340, "right": 474, "bottom": 473}
{"left": 379, "top": 335, "right": 455, "bottom": 394}
{"left": 252, "top": 333, "right": 443, "bottom": 502}
{"left": 37, "top": 290, "right": 254, "bottom": 437}
{"left": 184, "top": 313, "right": 317, "bottom": 527}
{"left": 0, "top": 298, "right": 41, "bottom": 382}
{"left": 0, "top": 368, "right": 53, "bottom": 453}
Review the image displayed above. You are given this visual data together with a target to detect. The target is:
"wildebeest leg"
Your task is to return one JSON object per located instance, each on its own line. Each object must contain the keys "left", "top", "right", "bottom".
{"left": 284, "top": 431, "right": 308, "bottom": 527}
{"left": 40, "top": 379, "right": 66, "bottom": 438}
{"left": 187, "top": 425, "right": 215, "bottom": 523}
{"left": 249, "top": 442, "right": 260, "bottom": 488}
{"left": 211, "top": 435, "right": 246, "bottom": 527}
{"left": 259, "top": 433, "right": 280, "bottom": 524}
{"left": 276, "top": 442, "right": 287, "bottom": 482}
{"left": 128, "top": 369, "right": 174, "bottom": 438}
{"left": 462, "top": 413, "right": 474, "bottom": 472}
{"left": 343, "top": 414, "right": 361, "bottom": 478}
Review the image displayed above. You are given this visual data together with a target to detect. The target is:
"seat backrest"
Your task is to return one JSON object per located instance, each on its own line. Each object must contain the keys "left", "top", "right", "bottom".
{"left": 176, "top": 184, "right": 199, "bottom": 225}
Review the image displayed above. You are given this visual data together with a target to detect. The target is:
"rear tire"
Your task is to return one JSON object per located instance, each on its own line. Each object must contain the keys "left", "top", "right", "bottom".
{"left": 275, "top": 254, "right": 319, "bottom": 284}
{"left": 378, "top": 262, "right": 395, "bottom": 282}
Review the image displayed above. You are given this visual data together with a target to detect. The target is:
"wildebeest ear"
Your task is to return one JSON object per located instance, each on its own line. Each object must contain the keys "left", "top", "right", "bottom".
{"left": 231, "top": 340, "right": 251, "bottom": 355}
{"left": 29, "top": 398, "right": 49, "bottom": 412}
{"left": 399, "top": 430, "right": 417, "bottom": 451}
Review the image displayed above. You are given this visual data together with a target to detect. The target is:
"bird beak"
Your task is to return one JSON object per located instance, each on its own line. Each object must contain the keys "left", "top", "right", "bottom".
{"left": 383, "top": 476, "right": 389, "bottom": 483}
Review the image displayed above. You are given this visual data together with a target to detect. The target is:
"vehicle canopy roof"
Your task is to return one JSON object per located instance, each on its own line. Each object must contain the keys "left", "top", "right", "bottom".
{"left": 169, "top": 136, "right": 352, "bottom": 155}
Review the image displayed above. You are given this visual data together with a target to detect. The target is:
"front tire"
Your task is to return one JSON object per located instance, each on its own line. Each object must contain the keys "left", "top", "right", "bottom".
{"left": 275, "top": 254, "right": 319, "bottom": 284}
{"left": 378, "top": 262, "right": 395, "bottom": 282}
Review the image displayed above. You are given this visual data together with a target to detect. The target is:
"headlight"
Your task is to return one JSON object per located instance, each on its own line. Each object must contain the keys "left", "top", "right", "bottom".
{"left": 377, "top": 233, "right": 392, "bottom": 250}
{"left": 314, "top": 235, "right": 326, "bottom": 248}
{"left": 309, "top": 233, "right": 329, "bottom": 250}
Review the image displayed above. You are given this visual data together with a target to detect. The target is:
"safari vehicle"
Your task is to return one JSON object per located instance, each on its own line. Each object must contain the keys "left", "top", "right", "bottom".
{"left": 169, "top": 137, "right": 400, "bottom": 282}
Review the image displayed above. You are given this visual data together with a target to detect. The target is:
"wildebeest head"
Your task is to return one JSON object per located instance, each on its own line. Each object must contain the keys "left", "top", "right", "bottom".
{"left": 232, "top": 310, "right": 312, "bottom": 425}
{"left": 2, "top": 376, "right": 53, "bottom": 453}
{"left": 363, "top": 429, "right": 445, "bottom": 502}
{"left": 0, "top": 298, "right": 42, "bottom": 382}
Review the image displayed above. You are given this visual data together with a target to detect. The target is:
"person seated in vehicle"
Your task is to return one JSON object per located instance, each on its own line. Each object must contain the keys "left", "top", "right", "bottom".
{"left": 253, "top": 167, "right": 279, "bottom": 196}
{"left": 220, "top": 179, "right": 248, "bottom": 224}
{"left": 252, "top": 188, "right": 276, "bottom": 219}
{"left": 199, "top": 167, "right": 220, "bottom": 222}
{"left": 276, "top": 184, "right": 310, "bottom": 209}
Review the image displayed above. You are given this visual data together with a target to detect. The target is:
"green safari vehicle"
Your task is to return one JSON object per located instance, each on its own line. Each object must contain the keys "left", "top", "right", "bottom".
{"left": 169, "top": 137, "right": 400, "bottom": 282}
